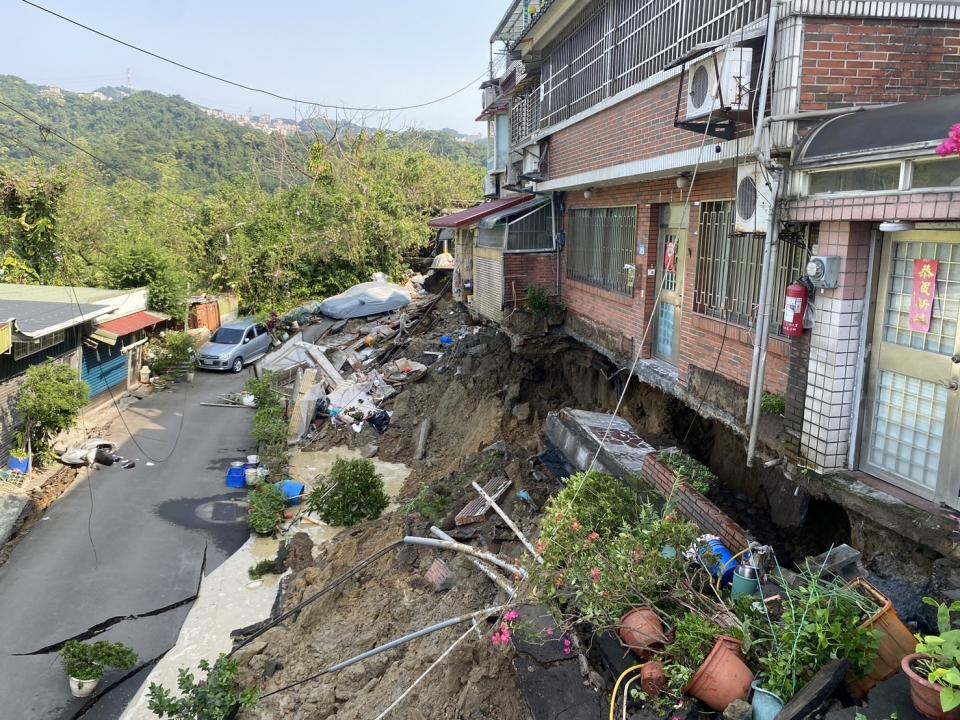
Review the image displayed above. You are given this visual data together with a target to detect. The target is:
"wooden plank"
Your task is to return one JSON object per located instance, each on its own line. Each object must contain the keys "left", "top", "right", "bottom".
{"left": 287, "top": 369, "right": 317, "bottom": 445}
{"left": 455, "top": 477, "right": 512, "bottom": 527}
{"left": 307, "top": 347, "right": 344, "bottom": 389}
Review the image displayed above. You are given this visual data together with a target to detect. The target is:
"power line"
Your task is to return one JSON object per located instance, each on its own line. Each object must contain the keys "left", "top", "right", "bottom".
{"left": 0, "top": 96, "right": 195, "bottom": 212}
{"left": 22, "top": 0, "right": 488, "bottom": 114}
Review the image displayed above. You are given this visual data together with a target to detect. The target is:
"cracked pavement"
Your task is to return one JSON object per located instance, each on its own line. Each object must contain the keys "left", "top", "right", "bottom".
{"left": 0, "top": 371, "right": 254, "bottom": 719}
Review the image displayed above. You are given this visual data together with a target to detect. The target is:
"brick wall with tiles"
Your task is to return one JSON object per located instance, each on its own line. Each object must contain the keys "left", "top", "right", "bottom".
{"left": 642, "top": 453, "right": 751, "bottom": 552}
{"left": 800, "top": 18, "right": 960, "bottom": 112}
{"left": 800, "top": 221, "right": 872, "bottom": 470}
{"left": 559, "top": 170, "right": 792, "bottom": 398}
{"left": 503, "top": 252, "right": 559, "bottom": 308}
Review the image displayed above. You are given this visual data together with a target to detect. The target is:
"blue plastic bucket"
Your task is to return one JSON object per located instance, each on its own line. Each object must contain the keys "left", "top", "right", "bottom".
{"left": 751, "top": 681, "right": 784, "bottom": 720}
{"left": 280, "top": 480, "right": 306, "bottom": 505}
{"left": 699, "top": 539, "right": 737, "bottom": 586}
{"left": 226, "top": 467, "right": 246, "bottom": 488}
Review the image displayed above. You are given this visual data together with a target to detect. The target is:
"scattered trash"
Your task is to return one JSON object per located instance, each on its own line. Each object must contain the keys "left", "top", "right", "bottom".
{"left": 439, "top": 335, "right": 455, "bottom": 348}
{"left": 60, "top": 440, "right": 118, "bottom": 467}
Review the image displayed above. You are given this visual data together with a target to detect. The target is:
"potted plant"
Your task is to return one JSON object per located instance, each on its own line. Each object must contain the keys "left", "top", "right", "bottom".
{"left": 903, "top": 597, "right": 960, "bottom": 720}
{"left": 8, "top": 446, "right": 29, "bottom": 474}
{"left": 59, "top": 640, "right": 138, "bottom": 698}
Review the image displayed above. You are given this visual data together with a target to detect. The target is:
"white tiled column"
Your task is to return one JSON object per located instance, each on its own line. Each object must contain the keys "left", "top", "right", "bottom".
{"left": 801, "top": 222, "right": 870, "bottom": 471}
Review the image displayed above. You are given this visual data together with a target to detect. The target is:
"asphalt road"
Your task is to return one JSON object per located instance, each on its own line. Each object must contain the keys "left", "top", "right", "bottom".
{"left": 0, "top": 370, "right": 256, "bottom": 719}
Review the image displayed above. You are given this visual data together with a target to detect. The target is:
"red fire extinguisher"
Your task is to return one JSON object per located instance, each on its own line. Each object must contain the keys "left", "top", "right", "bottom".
{"left": 782, "top": 281, "right": 808, "bottom": 338}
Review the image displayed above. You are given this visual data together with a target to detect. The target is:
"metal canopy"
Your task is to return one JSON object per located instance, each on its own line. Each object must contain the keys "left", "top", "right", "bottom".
{"left": 478, "top": 197, "right": 549, "bottom": 229}
{"left": 796, "top": 94, "right": 960, "bottom": 164}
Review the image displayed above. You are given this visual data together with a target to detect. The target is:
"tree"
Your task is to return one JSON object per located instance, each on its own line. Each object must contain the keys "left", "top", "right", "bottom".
{"left": 18, "top": 362, "right": 90, "bottom": 464}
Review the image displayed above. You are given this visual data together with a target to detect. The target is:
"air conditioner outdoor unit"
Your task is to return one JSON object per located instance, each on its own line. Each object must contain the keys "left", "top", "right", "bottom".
{"left": 484, "top": 172, "right": 499, "bottom": 198}
{"left": 522, "top": 146, "right": 541, "bottom": 176}
{"left": 735, "top": 162, "right": 772, "bottom": 234}
{"left": 686, "top": 48, "right": 753, "bottom": 121}
{"left": 481, "top": 84, "right": 499, "bottom": 111}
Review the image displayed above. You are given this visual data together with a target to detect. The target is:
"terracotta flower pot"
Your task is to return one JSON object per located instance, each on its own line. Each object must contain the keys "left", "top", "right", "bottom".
{"left": 903, "top": 653, "right": 960, "bottom": 720}
{"left": 685, "top": 635, "right": 754, "bottom": 712}
{"left": 618, "top": 608, "right": 667, "bottom": 659}
{"left": 640, "top": 661, "right": 667, "bottom": 698}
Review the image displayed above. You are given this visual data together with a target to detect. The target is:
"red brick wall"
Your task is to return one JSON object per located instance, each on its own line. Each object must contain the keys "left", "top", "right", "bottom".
{"left": 503, "top": 252, "right": 559, "bottom": 308}
{"left": 800, "top": 18, "right": 960, "bottom": 110}
{"left": 560, "top": 169, "right": 791, "bottom": 396}
{"left": 642, "top": 453, "right": 751, "bottom": 553}
{"left": 548, "top": 72, "right": 752, "bottom": 180}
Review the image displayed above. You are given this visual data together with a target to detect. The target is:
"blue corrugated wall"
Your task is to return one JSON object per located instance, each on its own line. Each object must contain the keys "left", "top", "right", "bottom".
{"left": 81, "top": 343, "right": 128, "bottom": 398}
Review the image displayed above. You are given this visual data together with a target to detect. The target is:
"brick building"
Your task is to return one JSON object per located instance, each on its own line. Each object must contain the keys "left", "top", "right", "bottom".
{"left": 477, "top": 0, "right": 960, "bottom": 509}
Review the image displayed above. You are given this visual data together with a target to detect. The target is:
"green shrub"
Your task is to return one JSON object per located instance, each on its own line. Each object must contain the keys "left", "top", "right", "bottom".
{"left": 761, "top": 392, "right": 786, "bottom": 416}
{"left": 248, "top": 558, "right": 280, "bottom": 580}
{"left": 251, "top": 404, "right": 287, "bottom": 447}
{"left": 525, "top": 284, "right": 553, "bottom": 315}
{"left": 18, "top": 362, "right": 90, "bottom": 464}
{"left": 659, "top": 451, "right": 717, "bottom": 495}
{"left": 245, "top": 373, "right": 280, "bottom": 409}
{"left": 538, "top": 471, "right": 643, "bottom": 538}
{"left": 402, "top": 483, "right": 450, "bottom": 522}
{"left": 306, "top": 458, "right": 389, "bottom": 526}
{"left": 151, "top": 331, "right": 196, "bottom": 376}
{"left": 59, "top": 640, "right": 138, "bottom": 681}
{"left": 248, "top": 483, "right": 286, "bottom": 535}
{"left": 146, "top": 655, "right": 258, "bottom": 719}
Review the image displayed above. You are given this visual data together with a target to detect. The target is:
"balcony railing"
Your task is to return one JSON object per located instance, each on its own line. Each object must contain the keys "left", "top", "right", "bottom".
{"left": 539, "top": 0, "right": 767, "bottom": 129}
{"left": 493, "top": 0, "right": 557, "bottom": 46}
{"left": 510, "top": 89, "right": 541, "bottom": 147}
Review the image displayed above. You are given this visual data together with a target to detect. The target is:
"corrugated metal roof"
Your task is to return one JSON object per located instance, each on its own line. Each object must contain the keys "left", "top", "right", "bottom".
{"left": 428, "top": 195, "right": 534, "bottom": 229}
{"left": 0, "top": 284, "right": 137, "bottom": 304}
{"left": 478, "top": 196, "right": 550, "bottom": 229}
{"left": 92, "top": 310, "right": 169, "bottom": 345}
{"left": 0, "top": 299, "right": 111, "bottom": 338}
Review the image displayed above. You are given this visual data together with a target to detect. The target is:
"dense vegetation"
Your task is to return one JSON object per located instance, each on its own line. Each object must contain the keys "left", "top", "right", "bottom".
{"left": 0, "top": 75, "right": 484, "bottom": 314}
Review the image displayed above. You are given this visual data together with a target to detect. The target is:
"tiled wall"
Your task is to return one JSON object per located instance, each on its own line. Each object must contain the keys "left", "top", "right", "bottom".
{"left": 800, "top": 222, "right": 871, "bottom": 470}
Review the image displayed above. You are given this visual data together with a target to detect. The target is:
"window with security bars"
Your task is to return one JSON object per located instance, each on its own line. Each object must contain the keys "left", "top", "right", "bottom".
{"left": 565, "top": 207, "right": 637, "bottom": 296}
{"left": 692, "top": 201, "right": 807, "bottom": 333}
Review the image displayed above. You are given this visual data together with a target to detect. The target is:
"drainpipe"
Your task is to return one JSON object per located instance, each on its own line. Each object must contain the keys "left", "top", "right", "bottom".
{"left": 745, "top": 0, "right": 781, "bottom": 429}
{"left": 552, "top": 193, "right": 560, "bottom": 297}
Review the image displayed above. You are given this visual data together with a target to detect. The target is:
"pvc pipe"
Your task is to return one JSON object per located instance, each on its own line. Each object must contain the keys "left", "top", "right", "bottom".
{"left": 746, "top": 229, "right": 774, "bottom": 427}
{"left": 751, "top": 0, "right": 781, "bottom": 160}
{"left": 429, "top": 526, "right": 516, "bottom": 595}
{"left": 746, "top": 173, "right": 783, "bottom": 468}
{"left": 403, "top": 536, "right": 527, "bottom": 579}
{"left": 324, "top": 604, "right": 507, "bottom": 675}
{"left": 471, "top": 481, "right": 543, "bottom": 564}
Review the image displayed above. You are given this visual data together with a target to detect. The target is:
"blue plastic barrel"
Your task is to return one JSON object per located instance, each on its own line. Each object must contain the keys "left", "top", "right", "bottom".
{"left": 226, "top": 467, "right": 247, "bottom": 488}
{"left": 700, "top": 539, "right": 737, "bottom": 586}
{"left": 280, "top": 480, "right": 306, "bottom": 505}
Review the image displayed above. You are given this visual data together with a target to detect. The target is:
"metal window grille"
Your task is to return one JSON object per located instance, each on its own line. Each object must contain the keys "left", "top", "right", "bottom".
{"left": 693, "top": 201, "right": 807, "bottom": 332}
{"left": 510, "top": 90, "right": 541, "bottom": 147}
{"left": 566, "top": 207, "right": 637, "bottom": 295}
{"left": 506, "top": 202, "right": 554, "bottom": 252}
{"left": 539, "top": 0, "right": 767, "bottom": 129}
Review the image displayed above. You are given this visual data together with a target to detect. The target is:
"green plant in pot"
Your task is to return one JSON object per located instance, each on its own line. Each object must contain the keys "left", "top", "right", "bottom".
{"left": 59, "top": 640, "right": 138, "bottom": 698}
{"left": 903, "top": 597, "right": 960, "bottom": 719}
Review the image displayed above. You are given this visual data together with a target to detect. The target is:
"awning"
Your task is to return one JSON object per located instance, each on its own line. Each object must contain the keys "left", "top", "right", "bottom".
{"left": 428, "top": 195, "right": 534, "bottom": 229}
{"left": 478, "top": 196, "right": 549, "bottom": 229}
{"left": 795, "top": 94, "right": 960, "bottom": 165}
{"left": 92, "top": 310, "right": 169, "bottom": 346}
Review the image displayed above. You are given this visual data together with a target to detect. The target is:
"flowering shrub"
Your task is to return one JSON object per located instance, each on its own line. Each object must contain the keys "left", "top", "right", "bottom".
{"left": 937, "top": 124, "right": 960, "bottom": 157}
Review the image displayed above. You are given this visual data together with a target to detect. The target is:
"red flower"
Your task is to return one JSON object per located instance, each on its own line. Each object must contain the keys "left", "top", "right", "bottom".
{"left": 591, "top": 567, "right": 602, "bottom": 583}
{"left": 587, "top": 532, "right": 600, "bottom": 542}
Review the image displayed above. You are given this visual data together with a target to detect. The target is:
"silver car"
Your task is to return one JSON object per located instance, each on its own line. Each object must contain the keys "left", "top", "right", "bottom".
{"left": 196, "top": 318, "right": 272, "bottom": 373}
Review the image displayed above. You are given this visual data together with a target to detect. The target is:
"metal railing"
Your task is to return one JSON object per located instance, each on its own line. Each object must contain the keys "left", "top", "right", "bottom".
{"left": 566, "top": 207, "right": 637, "bottom": 296}
{"left": 506, "top": 202, "right": 553, "bottom": 251}
{"left": 510, "top": 89, "right": 541, "bottom": 147}
{"left": 495, "top": 0, "right": 557, "bottom": 47}
{"left": 539, "top": 0, "right": 767, "bottom": 128}
{"left": 692, "top": 200, "right": 807, "bottom": 333}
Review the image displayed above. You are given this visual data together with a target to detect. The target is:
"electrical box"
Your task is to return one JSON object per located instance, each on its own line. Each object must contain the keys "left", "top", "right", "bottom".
{"left": 806, "top": 256, "right": 841, "bottom": 289}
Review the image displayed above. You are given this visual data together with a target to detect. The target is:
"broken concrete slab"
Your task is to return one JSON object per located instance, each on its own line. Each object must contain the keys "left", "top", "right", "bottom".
{"left": 765, "top": 474, "right": 810, "bottom": 529}
{"left": 777, "top": 659, "right": 850, "bottom": 720}
{"left": 824, "top": 672, "right": 924, "bottom": 720}
{"left": 511, "top": 605, "right": 568, "bottom": 664}
{"left": 545, "top": 409, "right": 655, "bottom": 479}
{"left": 424, "top": 558, "right": 453, "bottom": 591}
{"left": 513, "top": 654, "right": 602, "bottom": 720}
{"left": 0, "top": 492, "right": 28, "bottom": 545}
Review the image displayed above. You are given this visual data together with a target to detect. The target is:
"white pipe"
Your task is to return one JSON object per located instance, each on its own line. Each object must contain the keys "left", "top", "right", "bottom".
{"left": 471, "top": 481, "right": 543, "bottom": 564}
{"left": 403, "top": 536, "right": 527, "bottom": 578}
{"left": 429, "top": 526, "right": 516, "bottom": 595}
{"left": 746, "top": 173, "right": 782, "bottom": 468}
{"left": 746, "top": 0, "right": 782, "bottom": 426}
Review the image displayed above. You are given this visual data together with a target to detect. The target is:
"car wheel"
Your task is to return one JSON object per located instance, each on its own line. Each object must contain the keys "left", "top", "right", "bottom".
{"left": 231, "top": 357, "right": 244, "bottom": 374}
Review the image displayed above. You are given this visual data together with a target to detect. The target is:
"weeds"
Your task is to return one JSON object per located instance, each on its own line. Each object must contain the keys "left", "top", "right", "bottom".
{"left": 659, "top": 451, "right": 717, "bottom": 495}
{"left": 761, "top": 391, "right": 786, "bottom": 416}
{"left": 403, "top": 483, "right": 450, "bottom": 522}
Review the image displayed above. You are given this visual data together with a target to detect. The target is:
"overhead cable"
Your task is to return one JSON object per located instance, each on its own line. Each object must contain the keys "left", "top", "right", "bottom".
{"left": 22, "top": 0, "right": 487, "bottom": 114}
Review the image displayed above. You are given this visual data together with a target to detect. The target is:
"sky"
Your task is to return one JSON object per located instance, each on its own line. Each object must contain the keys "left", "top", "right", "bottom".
{"left": 4, "top": 0, "right": 507, "bottom": 134}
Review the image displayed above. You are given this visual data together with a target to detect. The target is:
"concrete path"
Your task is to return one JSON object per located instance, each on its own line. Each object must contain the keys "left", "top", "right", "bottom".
{"left": 0, "top": 370, "right": 255, "bottom": 720}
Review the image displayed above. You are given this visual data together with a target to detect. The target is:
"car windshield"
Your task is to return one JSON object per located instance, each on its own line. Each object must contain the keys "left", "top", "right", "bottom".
{"left": 211, "top": 328, "right": 245, "bottom": 345}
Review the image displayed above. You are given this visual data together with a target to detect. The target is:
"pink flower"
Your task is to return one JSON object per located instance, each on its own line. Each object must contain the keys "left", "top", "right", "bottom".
{"left": 937, "top": 138, "right": 959, "bottom": 157}
{"left": 563, "top": 638, "right": 572, "bottom": 656}
{"left": 587, "top": 532, "right": 600, "bottom": 542}
{"left": 591, "top": 567, "right": 602, "bottom": 583}
{"left": 504, "top": 610, "right": 519, "bottom": 622}
{"left": 570, "top": 520, "right": 582, "bottom": 532}
{"left": 491, "top": 631, "right": 503, "bottom": 646}
{"left": 950, "top": 123, "right": 960, "bottom": 142}
{"left": 546, "top": 628, "right": 555, "bottom": 637}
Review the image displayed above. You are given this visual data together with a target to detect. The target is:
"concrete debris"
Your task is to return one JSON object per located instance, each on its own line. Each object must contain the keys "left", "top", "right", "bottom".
{"left": 284, "top": 532, "right": 315, "bottom": 573}
{"left": 413, "top": 419, "right": 431, "bottom": 461}
{"left": 511, "top": 402, "right": 531, "bottom": 422}
{"left": 455, "top": 477, "right": 511, "bottom": 526}
{"left": 424, "top": 558, "right": 453, "bottom": 591}
{"left": 722, "top": 699, "right": 753, "bottom": 720}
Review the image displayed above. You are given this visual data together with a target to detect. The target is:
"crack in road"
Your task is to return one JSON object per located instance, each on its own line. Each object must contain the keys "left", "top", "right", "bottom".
{"left": 13, "top": 543, "right": 207, "bottom": 656}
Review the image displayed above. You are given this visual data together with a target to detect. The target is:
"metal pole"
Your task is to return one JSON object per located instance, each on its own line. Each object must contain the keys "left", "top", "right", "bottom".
{"left": 471, "top": 481, "right": 543, "bottom": 564}
{"left": 746, "top": 171, "right": 782, "bottom": 467}
{"left": 429, "top": 526, "right": 516, "bottom": 595}
{"left": 403, "top": 536, "right": 527, "bottom": 578}
{"left": 751, "top": 0, "right": 781, "bottom": 160}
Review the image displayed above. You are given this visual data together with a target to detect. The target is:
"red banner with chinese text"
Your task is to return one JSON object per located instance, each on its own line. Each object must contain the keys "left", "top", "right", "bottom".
{"left": 909, "top": 259, "right": 939, "bottom": 333}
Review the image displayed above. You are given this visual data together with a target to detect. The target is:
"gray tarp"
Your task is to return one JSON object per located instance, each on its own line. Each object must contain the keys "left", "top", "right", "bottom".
{"left": 319, "top": 282, "right": 411, "bottom": 320}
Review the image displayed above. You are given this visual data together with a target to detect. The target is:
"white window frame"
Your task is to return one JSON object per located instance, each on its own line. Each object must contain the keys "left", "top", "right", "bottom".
{"left": 13, "top": 330, "right": 66, "bottom": 361}
{"left": 801, "top": 155, "right": 960, "bottom": 198}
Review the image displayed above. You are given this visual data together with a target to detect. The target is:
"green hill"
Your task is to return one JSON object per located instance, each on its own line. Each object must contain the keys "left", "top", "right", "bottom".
{"left": 0, "top": 75, "right": 485, "bottom": 194}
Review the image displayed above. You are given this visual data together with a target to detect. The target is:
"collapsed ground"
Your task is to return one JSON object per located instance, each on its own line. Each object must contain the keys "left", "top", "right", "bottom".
{"left": 232, "top": 297, "right": 959, "bottom": 719}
